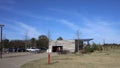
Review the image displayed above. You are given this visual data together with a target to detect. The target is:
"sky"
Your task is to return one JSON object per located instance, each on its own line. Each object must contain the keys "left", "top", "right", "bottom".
{"left": 0, "top": 0, "right": 120, "bottom": 44}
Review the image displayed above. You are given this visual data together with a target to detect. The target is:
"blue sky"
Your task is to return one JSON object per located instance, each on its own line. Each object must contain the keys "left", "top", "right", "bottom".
{"left": 0, "top": 0, "right": 120, "bottom": 44}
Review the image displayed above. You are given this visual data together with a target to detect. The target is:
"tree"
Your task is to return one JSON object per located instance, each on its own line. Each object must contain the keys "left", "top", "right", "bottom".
{"left": 24, "top": 32, "right": 29, "bottom": 49}
{"left": 76, "top": 30, "right": 80, "bottom": 53}
{"left": 57, "top": 37, "right": 63, "bottom": 40}
{"left": 9, "top": 40, "right": 25, "bottom": 48}
{"left": 30, "top": 38, "right": 36, "bottom": 48}
{"left": 3, "top": 39, "right": 9, "bottom": 48}
{"left": 37, "top": 35, "right": 49, "bottom": 48}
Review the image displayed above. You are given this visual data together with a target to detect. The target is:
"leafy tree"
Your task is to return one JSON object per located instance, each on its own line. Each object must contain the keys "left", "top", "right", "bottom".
{"left": 30, "top": 38, "right": 36, "bottom": 47}
{"left": 3, "top": 39, "right": 9, "bottom": 48}
{"left": 57, "top": 37, "right": 63, "bottom": 40}
{"left": 9, "top": 40, "right": 25, "bottom": 48}
{"left": 37, "top": 35, "right": 49, "bottom": 48}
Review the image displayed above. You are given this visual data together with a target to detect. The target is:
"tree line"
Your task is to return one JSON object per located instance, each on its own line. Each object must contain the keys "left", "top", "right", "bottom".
{"left": 2, "top": 35, "right": 49, "bottom": 49}
{"left": 83, "top": 43, "right": 120, "bottom": 53}
{"left": 2, "top": 35, "right": 63, "bottom": 49}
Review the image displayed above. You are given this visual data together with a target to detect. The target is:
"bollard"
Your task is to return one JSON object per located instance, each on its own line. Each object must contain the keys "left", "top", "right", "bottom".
{"left": 48, "top": 53, "right": 50, "bottom": 64}
{"left": 47, "top": 49, "right": 51, "bottom": 64}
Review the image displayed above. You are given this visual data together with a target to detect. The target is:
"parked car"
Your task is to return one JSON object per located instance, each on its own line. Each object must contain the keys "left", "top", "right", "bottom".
{"left": 40, "top": 47, "right": 47, "bottom": 50}
{"left": 39, "top": 47, "right": 47, "bottom": 53}
{"left": 3, "top": 48, "right": 9, "bottom": 53}
{"left": 26, "top": 48, "right": 40, "bottom": 53}
{"left": 18, "top": 48, "right": 26, "bottom": 52}
{"left": 8, "top": 48, "right": 17, "bottom": 52}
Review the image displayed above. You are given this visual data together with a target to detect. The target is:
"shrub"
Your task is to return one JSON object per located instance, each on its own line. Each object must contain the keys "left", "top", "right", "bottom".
{"left": 92, "top": 43, "right": 103, "bottom": 51}
{"left": 84, "top": 43, "right": 103, "bottom": 53}
{"left": 80, "top": 50, "right": 86, "bottom": 54}
{"left": 84, "top": 45, "right": 94, "bottom": 52}
{"left": 92, "top": 43, "right": 98, "bottom": 50}
{"left": 61, "top": 50, "right": 70, "bottom": 54}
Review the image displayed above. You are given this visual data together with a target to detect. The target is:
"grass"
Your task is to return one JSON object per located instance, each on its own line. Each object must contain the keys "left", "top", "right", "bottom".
{"left": 21, "top": 49, "right": 120, "bottom": 68}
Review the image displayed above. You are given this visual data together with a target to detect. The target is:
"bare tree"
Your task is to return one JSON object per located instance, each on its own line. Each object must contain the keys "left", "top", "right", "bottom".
{"left": 103, "top": 39, "right": 106, "bottom": 45}
{"left": 76, "top": 30, "right": 80, "bottom": 53}
{"left": 25, "top": 32, "right": 29, "bottom": 48}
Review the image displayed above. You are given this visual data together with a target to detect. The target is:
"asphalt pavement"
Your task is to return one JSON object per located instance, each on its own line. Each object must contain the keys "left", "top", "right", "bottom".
{"left": 0, "top": 52, "right": 57, "bottom": 68}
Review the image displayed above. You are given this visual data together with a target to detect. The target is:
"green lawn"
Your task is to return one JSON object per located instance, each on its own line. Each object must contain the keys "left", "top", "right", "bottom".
{"left": 21, "top": 50, "right": 120, "bottom": 68}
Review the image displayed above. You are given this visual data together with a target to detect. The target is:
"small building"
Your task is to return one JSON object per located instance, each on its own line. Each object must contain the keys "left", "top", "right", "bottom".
{"left": 49, "top": 39, "right": 93, "bottom": 53}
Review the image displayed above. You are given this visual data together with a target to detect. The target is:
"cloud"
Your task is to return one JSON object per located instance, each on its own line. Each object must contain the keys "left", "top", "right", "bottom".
{"left": 0, "top": 6, "right": 54, "bottom": 22}
{"left": 57, "top": 18, "right": 120, "bottom": 43}
{"left": 49, "top": 9, "right": 120, "bottom": 43}
{"left": 58, "top": 19, "right": 79, "bottom": 31}
{"left": 1, "top": 7, "right": 120, "bottom": 43}
{"left": 17, "top": 22, "right": 40, "bottom": 38}
{"left": 48, "top": 8, "right": 83, "bottom": 18}
{"left": 80, "top": 19, "right": 120, "bottom": 43}
{"left": 3, "top": 19, "right": 41, "bottom": 39}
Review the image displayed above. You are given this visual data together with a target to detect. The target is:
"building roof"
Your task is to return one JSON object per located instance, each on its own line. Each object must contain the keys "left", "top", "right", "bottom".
{"left": 75, "top": 39, "right": 93, "bottom": 41}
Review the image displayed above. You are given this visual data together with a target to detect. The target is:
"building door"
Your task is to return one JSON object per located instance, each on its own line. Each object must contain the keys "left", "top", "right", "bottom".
{"left": 52, "top": 46, "right": 63, "bottom": 52}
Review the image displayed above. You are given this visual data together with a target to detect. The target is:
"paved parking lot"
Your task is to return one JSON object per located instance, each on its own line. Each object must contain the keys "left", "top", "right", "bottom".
{"left": 0, "top": 52, "right": 57, "bottom": 68}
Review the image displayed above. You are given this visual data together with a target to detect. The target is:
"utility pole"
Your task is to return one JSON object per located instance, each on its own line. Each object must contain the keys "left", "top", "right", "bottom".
{"left": 0, "top": 24, "right": 4, "bottom": 59}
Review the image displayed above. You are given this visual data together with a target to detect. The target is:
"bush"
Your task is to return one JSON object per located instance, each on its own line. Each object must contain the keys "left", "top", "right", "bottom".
{"left": 92, "top": 43, "right": 103, "bottom": 51}
{"left": 61, "top": 50, "right": 70, "bottom": 54}
{"left": 92, "top": 43, "right": 98, "bottom": 50}
{"left": 84, "top": 45, "right": 94, "bottom": 52}
{"left": 84, "top": 43, "right": 103, "bottom": 53}
{"left": 80, "top": 50, "right": 86, "bottom": 54}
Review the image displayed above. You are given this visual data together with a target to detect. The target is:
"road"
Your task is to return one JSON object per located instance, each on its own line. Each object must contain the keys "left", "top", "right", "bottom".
{"left": 0, "top": 52, "right": 57, "bottom": 68}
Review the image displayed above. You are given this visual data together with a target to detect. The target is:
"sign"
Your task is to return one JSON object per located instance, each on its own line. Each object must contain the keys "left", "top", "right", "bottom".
{"left": 47, "top": 49, "right": 52, "bottom": 53}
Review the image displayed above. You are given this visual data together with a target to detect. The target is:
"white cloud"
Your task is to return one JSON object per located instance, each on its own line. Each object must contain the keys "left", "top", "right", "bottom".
{"left": 80, "top": 19, "right": 120, "bottom": 43}
{"left": 17, "top": 22, "right": 40, "bottom": 38}
{"left": 3, "top": 19, "right": 41, "bottom": 39}
{"left": 58, "top": 19, "right": 79, "bottom": 31}
{"left": 49, "top": 9, "right": 120, "bottom": 43}
{"left": 57, "top": 18, "right": 120, "bottom": 44}
{"left": 0, "top": 6, "right": 54, "bottom": 22}
{"left": 48, "top": 8, "right": 82, "bottom": 17}
{"left": 1, "top": 7, "right": 120, "bottom": 43}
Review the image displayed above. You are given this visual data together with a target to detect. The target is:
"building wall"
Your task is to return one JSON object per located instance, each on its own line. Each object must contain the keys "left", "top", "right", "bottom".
{"left": 75, "top": 40, "right": 84, "bottom": 52}
{"left": 49, "top": 40, "right": 75, "bottom": 52}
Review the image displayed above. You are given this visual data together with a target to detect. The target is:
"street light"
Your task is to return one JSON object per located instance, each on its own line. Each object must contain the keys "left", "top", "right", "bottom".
{"left": 0, "top": 24, "right": 4, "bottom": 59}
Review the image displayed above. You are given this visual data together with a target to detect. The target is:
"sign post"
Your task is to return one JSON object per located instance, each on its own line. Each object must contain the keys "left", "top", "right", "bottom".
{"left": 47, "top": 49, "right": 51, "bottom": 64}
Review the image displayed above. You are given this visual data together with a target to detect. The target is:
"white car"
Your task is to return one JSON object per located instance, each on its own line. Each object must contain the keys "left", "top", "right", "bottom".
{"left": 26, "top": 48, "right": 40, "bottom": 52}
